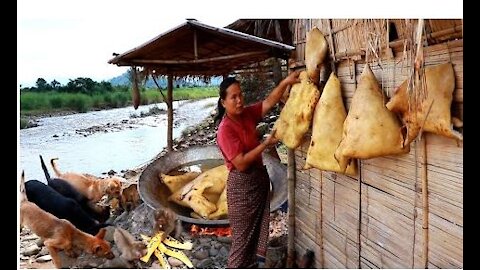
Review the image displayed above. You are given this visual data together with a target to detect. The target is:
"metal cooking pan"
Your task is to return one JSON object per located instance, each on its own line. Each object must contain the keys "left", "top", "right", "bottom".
{"left": 138, "top": 145, "right": 287, "bottom": 225}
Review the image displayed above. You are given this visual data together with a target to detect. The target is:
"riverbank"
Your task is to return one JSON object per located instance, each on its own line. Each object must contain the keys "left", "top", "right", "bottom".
{"left": 20, "top": 101, "right": 288, "bottom": 269}
{"left": 20, "top": 88, "right": 218, "bottom": 129}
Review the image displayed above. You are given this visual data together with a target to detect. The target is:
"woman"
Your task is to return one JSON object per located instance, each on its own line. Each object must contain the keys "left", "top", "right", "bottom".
{"left": 215, "top": 71, "right": 300, "bottom": 268}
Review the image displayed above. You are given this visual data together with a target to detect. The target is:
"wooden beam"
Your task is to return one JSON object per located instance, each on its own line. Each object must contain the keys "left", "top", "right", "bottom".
{"left": 426, "top": 25, "right": 462, "bottom": 40}
{"left": 130, "top": 50, "right": 270, "bottom": 65}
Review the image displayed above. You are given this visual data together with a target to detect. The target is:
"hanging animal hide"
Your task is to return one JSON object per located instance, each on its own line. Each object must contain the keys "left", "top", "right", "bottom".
{"left": 306, "top": 27, "right": 328, "bottom": 85}
{"left": 168, "top": 165, "right": 228, "bottom": 219}
{"left": 274, "top": 71, "right": 320, "bottom": 149}
{"left": 335, "top": 64, "right": 409, "bottom": 170}
{"left": 208, "top": 187, "right": 228, "bottom": 220}
{"left": 159, "top": 172, "right": 200, "bottom": 194}
{"left": 305, "top": 73, "right": 357, "bottom": 176}
{"left": 386, "top": 62, "right": 463, "bottom": 146}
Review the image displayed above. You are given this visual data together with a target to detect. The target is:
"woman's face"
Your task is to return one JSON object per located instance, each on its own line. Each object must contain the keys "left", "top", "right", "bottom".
{"left": 222, "top": 83, "right": 244, "bottom": 116}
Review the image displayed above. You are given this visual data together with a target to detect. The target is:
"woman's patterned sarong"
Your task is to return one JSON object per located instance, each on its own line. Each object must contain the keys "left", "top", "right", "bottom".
{"left": 226, "top": 166, "right": 270, "bottom": 268}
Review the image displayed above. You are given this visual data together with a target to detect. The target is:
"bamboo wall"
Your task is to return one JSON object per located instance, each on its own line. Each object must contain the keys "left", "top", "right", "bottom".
{"left": 290, "top": 19, "right": 463, "bottom": 268}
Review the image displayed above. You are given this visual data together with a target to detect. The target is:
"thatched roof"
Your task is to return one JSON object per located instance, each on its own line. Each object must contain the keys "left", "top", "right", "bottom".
{"left": 108, "top": 19, "right": 295, "bottom": 77}
{"left": 226, "top": 19, "right": 294, "bottom": 45}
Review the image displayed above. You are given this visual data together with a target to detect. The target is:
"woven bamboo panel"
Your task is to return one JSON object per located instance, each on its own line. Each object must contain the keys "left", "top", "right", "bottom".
{"left": 360, "top": 183, "right": 416, "bottom": 268}
{"left": 425, "top": 135, "right": 463, "bottom": 223}
{"left": 291, "top": 19, "right": 463, "bottom": 269}
{"left": 322, "top": 222, "right": 359, "bottom": 268}
{"left": 428, "top": 212, "right": 463, "bottom": 268}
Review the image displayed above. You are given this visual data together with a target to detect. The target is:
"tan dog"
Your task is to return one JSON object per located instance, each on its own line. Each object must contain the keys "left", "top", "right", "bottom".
{"left": 113, "top": 227, "right": 146, "bottom": 261}
{"left": 20, "top": 171, "right": 115, "bottom": 268}
{"left": 51, "top": 158, "right": 122, "bottom": 202}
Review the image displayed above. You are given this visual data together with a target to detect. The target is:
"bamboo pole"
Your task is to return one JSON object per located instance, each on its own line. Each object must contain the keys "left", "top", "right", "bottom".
{"left": 167, "top": 75, "right": 173, "bottom": 151}
{"left": 421, "top": 135, "right": 429, "bottom": 268}
{"left": 287, "top": 148, "right": 296, "bottom": 268}
{"left": 318, "top": 171, "right": 324, "bottom": 268}
{"left": 412, "top": 140, "right": 418, "bottom": 268}
{"left": 357, "top": 162, "right": 362, "bottom": 269}
{"left": 327, "top": 19, "right": 337, "bottom": 73}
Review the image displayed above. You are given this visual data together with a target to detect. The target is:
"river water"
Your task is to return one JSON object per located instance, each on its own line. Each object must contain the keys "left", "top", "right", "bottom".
{"left": 19, "top": 97, "right": 218, "bottom": 182}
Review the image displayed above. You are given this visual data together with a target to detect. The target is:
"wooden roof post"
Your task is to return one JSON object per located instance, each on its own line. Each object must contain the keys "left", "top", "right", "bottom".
{"left": 167, "top": 74, "right": 173, "bottom": 151}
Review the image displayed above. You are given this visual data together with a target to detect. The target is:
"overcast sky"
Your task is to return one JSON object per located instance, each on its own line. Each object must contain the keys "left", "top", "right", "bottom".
{"left": 17, "top": 0, "right": 462, "bottom": 88}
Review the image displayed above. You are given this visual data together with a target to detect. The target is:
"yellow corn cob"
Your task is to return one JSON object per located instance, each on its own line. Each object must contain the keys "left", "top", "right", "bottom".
{"left": 162, "top": 235, "right": 193, "bottom": 250}
{"left": 154, "top": 249, "right": 171, "bottom": 269}
{"left": 140, "top": 232, "right": 164, "bottom": 263}
{"left": 158, "top": 242, "right": 194, "bottom": 268}
{"left": 140, "top": 234, "right": 151, "bottom": 243}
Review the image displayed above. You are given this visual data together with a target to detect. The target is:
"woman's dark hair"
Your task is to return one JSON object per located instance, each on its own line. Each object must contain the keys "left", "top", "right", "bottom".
{"left": 214, "top": 77, "right": 239, "bottom": 125}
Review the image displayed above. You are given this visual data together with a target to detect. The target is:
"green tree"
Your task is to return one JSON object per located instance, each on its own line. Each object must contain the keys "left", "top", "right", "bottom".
{"left": 50, "top": 79, "right": 61, "bottom": 89}
{"left": 36, "top": 78, "right": 48, "bottom": 89}
{"left": 65, "top": 77, "right": 96, "bottom": 94}
{"left": 99, "top": 81, "right": 113, "bottom": 92}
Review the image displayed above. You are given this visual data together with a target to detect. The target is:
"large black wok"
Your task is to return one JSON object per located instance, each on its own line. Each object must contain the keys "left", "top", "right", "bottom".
{"left": 138, "top": 145, "right": 287, "bottom": 225}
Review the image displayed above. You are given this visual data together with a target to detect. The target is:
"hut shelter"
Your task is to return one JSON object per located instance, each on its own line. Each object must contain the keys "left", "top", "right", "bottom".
{"left": 108, "top": 19, "right": 294, "bottom": 150}
{"left": 285, "top": 19, "right": 463, "bottom": 268}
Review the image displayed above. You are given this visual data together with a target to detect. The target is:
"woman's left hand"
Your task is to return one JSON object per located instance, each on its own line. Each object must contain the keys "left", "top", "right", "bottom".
{"left": 263, "top": 129, "right": 279, "bottom": 147}
{"left": 282, "top": 70, "right": 301, "bottom": 86}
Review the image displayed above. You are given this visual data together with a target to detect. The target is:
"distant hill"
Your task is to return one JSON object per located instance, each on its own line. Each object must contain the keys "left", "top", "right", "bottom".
{"left": 108, "top": 71, "right": 222, "bottom": 88}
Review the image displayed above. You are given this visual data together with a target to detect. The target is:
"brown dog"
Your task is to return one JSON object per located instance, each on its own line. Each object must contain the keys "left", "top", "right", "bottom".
{"left": 20, "top": 171, "right": 115, "bottom": 268}
{"left": 153, "top": 207, "right": 183, "bottom": 240}
{"left": 51, "top": 158, "right": 122, "bottom": 202}
{"left": 120, "top": 183, "right": 141, "bottom": 211}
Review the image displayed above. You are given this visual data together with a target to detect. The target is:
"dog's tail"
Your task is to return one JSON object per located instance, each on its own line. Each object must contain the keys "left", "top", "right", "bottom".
{"left": 40, "top": 155, "right": 52, "bottom": 184}
{"left": 20, "top": 170, "right": 27, "bottom": 202}
{"left": 50, "top": 157, "right": 62, "bottom": 177}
